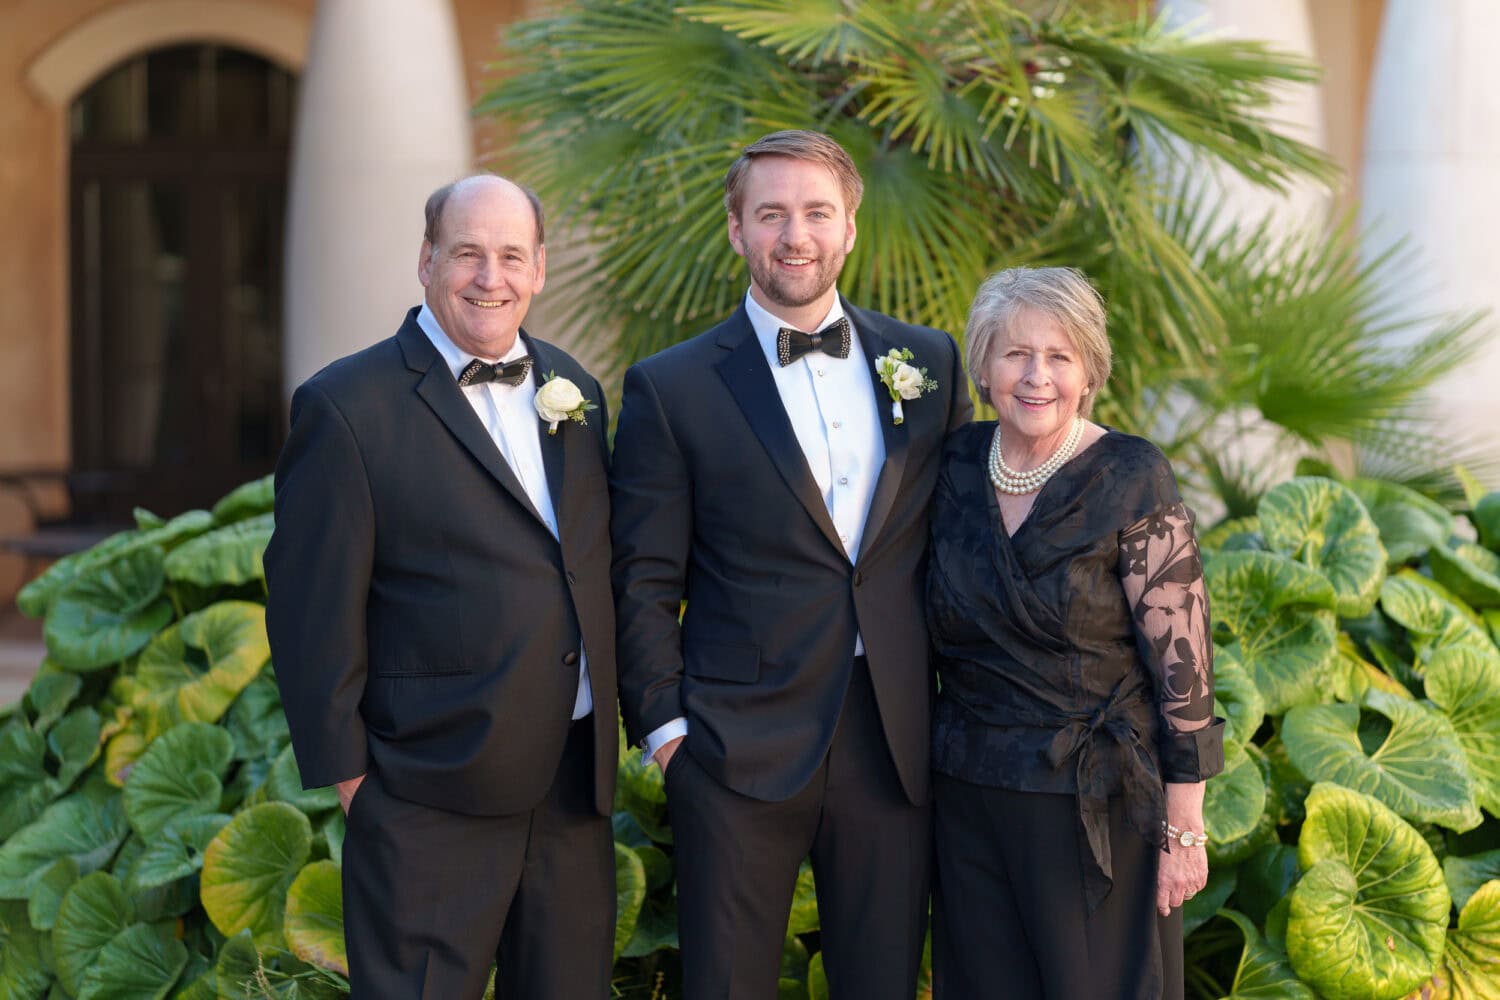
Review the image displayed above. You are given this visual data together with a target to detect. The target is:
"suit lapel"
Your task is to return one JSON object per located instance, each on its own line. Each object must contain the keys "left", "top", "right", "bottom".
{"left": 399, "top": 317, "right": 549, "bottom": 529}
{"left": 850, "top": 305, "right": 911, "bottom": 560}
{"left": 714, "top": 310, "right": 847, "bottom": 557}
{"left": 525, "top": 333, "right": 567, "bottom": 528}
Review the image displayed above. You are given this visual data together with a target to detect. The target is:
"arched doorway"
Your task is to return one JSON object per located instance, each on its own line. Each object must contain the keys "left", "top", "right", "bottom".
{"left": 69, "top": 44, "right": 295, "bottom": 521}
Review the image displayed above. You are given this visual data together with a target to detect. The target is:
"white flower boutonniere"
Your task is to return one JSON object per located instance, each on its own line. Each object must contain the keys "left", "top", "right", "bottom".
{"left": 874, "top": 348, "right": 938, "bottom": 425}
{"left": 534, "top": 372, "right": 598, "bottom": 435}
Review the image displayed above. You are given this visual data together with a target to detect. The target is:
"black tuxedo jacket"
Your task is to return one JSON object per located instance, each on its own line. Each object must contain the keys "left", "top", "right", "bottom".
{"left": 265, "top": 308, "right": 617, "bottom": 817}
{"left": 610, "top": 299, "right": 972, "bottom": 804}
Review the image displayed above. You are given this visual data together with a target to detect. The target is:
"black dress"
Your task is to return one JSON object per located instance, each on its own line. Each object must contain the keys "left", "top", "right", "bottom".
{"left": 926, "top": 423, "right": 1224, "bottom": 1000}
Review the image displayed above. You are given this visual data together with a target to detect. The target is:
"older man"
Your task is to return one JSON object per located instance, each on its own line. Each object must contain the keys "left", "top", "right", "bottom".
{"left": 265, "top": 174, "right": 616, "bottom": 998}
{"left": 611, "top": 130, "right": 973, "bottom": 998}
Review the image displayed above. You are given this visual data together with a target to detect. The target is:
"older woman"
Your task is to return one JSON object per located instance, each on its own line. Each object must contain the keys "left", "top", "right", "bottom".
{"left": 927, "top": 267, "right": 1224, "bottom": 999}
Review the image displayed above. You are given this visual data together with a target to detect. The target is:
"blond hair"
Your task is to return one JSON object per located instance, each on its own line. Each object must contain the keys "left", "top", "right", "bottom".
{"left": 723, "top": 130, "right": 864, "bottom": 219}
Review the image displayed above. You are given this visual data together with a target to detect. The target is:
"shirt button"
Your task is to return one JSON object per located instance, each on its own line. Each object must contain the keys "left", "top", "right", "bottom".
{"left": 831, "top": 420, "right": 842, "bottom": 429}
{"left": 838, "top": 476, "right": 849, "bottom": 485}
{"left": 840, "top": 533, "right": 850, "bottom": 544}
{"left": 816, "top": 368, "right": 825, "bottom": 377}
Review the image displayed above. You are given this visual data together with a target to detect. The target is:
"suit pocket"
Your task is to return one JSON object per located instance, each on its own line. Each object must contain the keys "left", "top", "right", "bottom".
{"left": 683, "top": 638, "right": 760, "bottom": 683}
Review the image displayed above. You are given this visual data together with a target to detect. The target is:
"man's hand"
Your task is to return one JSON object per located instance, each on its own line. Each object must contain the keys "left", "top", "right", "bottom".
{"left": 653, "top": 736, "right": 685, "bottom": 774}
{"left": 336, "top": 774, "right": 366, "bottom": 816}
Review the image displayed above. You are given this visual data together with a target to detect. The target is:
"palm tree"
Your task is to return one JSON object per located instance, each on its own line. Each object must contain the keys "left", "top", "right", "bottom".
{"left": 479, "top": 0, "right": 1485, "bottom": 502}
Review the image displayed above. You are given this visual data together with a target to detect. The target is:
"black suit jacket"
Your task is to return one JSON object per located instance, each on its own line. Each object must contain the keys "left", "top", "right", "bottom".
{"left": 265, "top": 308, "right": 617, "bottom": 817}
{"left": 610, "top": 299, "right": 972, "bottom": 804}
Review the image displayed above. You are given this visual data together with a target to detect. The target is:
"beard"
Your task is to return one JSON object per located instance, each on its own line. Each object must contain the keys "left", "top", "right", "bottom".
{"left": 745, "top": 245, "right": 847, "bottom": 312}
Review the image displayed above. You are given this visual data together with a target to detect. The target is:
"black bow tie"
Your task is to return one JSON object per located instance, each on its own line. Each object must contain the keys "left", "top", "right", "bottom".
{"left": 776, "top": 317, "right": 851, "bottom": 367}
{"left": 458, "top": 355, "right": 534, "bottom": 388}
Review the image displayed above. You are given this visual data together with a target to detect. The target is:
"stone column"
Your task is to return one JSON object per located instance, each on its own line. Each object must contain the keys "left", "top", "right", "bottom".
{"left": 283, "top": 0, "right": 472, "bottom": 391}
{"left": 1361, "top": 0, "right": 1500, "bottom": 464}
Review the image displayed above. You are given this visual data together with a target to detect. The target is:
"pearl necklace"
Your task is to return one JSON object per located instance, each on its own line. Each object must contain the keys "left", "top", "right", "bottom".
{"left": 988, "top": 418, "right": 1083, "bottom": 495}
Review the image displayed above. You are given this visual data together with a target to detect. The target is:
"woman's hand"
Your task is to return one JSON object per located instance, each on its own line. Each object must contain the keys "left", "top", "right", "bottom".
{"left": 1158, "top": 781, "right": 1208, "bottom": 916}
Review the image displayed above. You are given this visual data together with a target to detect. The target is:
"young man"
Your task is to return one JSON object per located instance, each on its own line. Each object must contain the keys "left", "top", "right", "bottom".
{"left": 611, "top": 130, "right": 972, "bottom": 998}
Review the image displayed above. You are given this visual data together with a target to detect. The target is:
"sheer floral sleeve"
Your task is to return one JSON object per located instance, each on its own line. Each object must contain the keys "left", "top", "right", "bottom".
{"left": 1118, "top": 503, "right": 1225, "bottom": 783}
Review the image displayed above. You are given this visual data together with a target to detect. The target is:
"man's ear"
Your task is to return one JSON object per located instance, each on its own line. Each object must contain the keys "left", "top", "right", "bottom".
{"left": 727, "top": 212, "right": 746, "bottom": 258}
{"left": 843, "top": 213, "right": 856, "bottom": 254}
{"left": 417, "top": 240, "right": 435, "bottom": 287}
{"left": 534, "top": 244, "right": 547, "bottom": 294}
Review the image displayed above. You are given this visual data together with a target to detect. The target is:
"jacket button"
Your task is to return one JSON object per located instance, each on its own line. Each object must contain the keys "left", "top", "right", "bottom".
{"left": 566, "top": 570, "right": 577, "bottom": 585}
{"left": 853, "top": 571, "right": 863, "bottom": 587}
{"left": 563, "top": 651, "right": 580, "bottom": 666}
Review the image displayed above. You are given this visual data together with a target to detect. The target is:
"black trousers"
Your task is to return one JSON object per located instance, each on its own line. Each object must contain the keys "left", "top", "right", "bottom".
{"left": 341, "top": 718, "right": 614, "bottom": 999}
{"left": 932, "top": 774, "right": 1183, "bottom": 1000}
{"left": 666, "top": 657, "right": 931, "bottom": 1000}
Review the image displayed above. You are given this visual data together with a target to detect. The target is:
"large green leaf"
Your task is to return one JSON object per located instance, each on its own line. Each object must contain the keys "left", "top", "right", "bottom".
{"left": 283, "top": 860, "right": 346, "bottom": 976}
{"left": 212, "top": 930, "right": 345, "bottom": 1000}
{"left": 1333, "top": 632, "right": 1414, "bottom": 703}
{"left": 1282, "top": 690, "right": 1481, "bottom": 832}
{"left": 0, "top": 720, "right": 60, "bottom": 840}
{"left": 1435, "top": 879, "right": 1500, "bottom": 999}
{"left": 1204, "top": 744, "right": 1267, "bottom": 848}
{"left": 1259, "top": 476, "right": 1387, "bottom": 618}
{"left": 1445, "top": 851, "right": 1500, "bottom": 915}
{"left": 1206, "top": 550, "right": 1339, "bottom": 715}
{"left": 27, "top": 856, "right": 79, "bottom": 931}
{"left": 25, "top": 671, "right": 81, "bottom": 733}
{"left": 1182, "top": 866, "right": 1237, "bottom": 936}
{"left": 1430, "top": 542, "right": 1500, "bottom": 610}
{"left": 125, "top": 813, "right": 230, "bottom": 891}
{"left": 122, "top": 721, "right": 235, "bottom": 838}
{"left": 43, "top": 547, "right": 174, "bottom": 671}
{"left": 266, "top": 744, "right": 340, "bottom": 814}
{"left": 163, "top": 513, "right": 274, "bottom": 587}
{"left": 1347, "top": 477, "right": 1454, "bottom": 568}
{"left": 0, "top": 792, "right": 129, "bottom": 898}
{"left": 613, "top": 843, "right": 646, "bottom": 963}
{"left": 0, "top": 898, "right": 53, "bottom": 1000}
{"left": 224, "top": 670, "right": 290, "bottom": 762}
{"left": 200, "top": 802, "right": 313, "bottom": 945}
{"left": 50, "top": 871, "right": 134, "bottom": 996}
{"left": 1235, "top": 843, "right": 1301, "bottom": 927}
{"left": 613, "top": 743, "right": 671, "bottom": 844}
{"left": 786, "top": 860, "right": 819, "bottom": 937}
{"left": 15, "top": 510, "right": 213, "bottom": 619}
{"left": 1472, "top": 493, "right": 1500, "bottom": 552}
{"left": 1287, "top": 783, "right": 1450, "bottom": 1000}
{"left": 1218, "top": 908, "right": 1318, "bottom": 999}
{"left": 49, "top": 705, "right": 102, "bottom": 789}
{"left": 77, "top": 923, "right": 189, "bottom": 1000}
{"left": 1212, "top": 645, "right": 1264, "bottom": 757}
{"left": 211, "top": 475, "right": 274, "bottom": 524}
{"left": 1380, "top": 573, "right": 1494, "bottom": 667}
{"left": 1424, "top": 645, "right": 1500, "bottom": 817}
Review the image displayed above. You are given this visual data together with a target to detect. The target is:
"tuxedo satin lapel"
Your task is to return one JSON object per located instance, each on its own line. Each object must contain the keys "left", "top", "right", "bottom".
{"left": 409, "top": 341, "right": 549, "bottom": 528}
{"left": 852, "top": 310, "right": 910, "bottom": 561}
{"left": 525, "top": 333, "right": 567, "bottom": 526}
{"left": 715, "top": 321, "right": 847, "bottom": 557}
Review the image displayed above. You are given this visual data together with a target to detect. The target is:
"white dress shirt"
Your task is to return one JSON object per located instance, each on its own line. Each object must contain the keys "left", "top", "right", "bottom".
{"left": 417, "top": 304, "right": 592, "bottom": 720}
{"left": 643, "top": 291, "right": 883, "bottom": 760}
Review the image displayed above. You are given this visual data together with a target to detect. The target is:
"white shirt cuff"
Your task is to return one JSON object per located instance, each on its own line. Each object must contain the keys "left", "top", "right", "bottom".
{"left": 643, "top": 718, "right": 689, "bottom": 765}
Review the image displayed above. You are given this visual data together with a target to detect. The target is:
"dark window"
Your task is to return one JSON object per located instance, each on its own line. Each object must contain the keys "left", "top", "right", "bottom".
{"left": 70, "top": 44, "right": 294, "bottom": 521}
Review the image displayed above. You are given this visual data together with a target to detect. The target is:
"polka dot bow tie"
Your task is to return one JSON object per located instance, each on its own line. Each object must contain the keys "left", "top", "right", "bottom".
{"left": 776, "top": 318, "right": 851, "bottom": 367}
{"left": 458, "top": 355, "right": 534, "bottom": 388}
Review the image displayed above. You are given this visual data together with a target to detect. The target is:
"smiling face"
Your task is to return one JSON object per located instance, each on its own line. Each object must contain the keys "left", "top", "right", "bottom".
{"left": 418, "top": 177, "right": 545, "bottom": 359}
{"left": 727, "top": 155, "right": 856, "bottom": 331}
{"left": 984, "top": 307, "right": 1090, "bottom": 453}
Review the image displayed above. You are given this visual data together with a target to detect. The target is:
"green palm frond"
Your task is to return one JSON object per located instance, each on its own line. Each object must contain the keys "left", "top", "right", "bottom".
{"left": 479, "top": 0, "right": 1484, "bottom": 499}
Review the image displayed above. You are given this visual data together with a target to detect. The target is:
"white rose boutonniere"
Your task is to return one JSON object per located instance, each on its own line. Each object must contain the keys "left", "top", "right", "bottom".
{"left": 534, "top": 372, "right": 598, "bottom": 435}
{"left": 873, "top": 348, "right": 938, "bottom": 425}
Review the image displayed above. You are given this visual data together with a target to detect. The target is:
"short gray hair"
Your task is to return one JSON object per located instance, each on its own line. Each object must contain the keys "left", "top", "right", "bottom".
{"left": 964, "top": 266, "right": 1111, "bottom": 416}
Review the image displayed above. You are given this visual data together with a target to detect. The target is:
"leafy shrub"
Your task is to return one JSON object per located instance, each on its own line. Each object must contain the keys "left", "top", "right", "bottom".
{"left": 2, "top": 473, "right": 1500, "bottom": 998}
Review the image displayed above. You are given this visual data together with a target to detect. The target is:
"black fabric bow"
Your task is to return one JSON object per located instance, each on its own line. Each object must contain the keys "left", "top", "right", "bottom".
{"left": 458, "top": 355, "right": 534, "bottom": 388}
{"left": 776, "top": 317, "right": 851, "bottom": 367}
